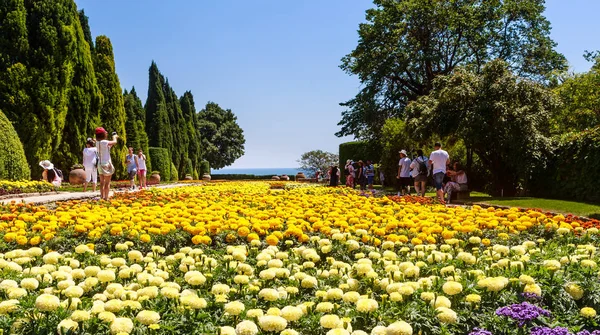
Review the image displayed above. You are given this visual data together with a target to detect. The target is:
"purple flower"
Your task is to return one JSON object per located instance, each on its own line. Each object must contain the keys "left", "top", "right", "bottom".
{"left": 531, "top": 327, "right": 572, "bottom": 335}
{"left": 495, "top": 302, "right": 551, "bottom": 327}
{"left": 468, "top": 328, "right": 493, "bottom": 335}
{"left": 521, "top": 292, "right": 542, "bottom": 302}
{"left": 577, "top": 331, "right": 600, "bottom": 335}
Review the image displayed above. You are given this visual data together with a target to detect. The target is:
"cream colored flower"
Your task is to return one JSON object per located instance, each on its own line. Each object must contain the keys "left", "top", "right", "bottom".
{"left": 35, "top": 294, "right": 60, "bottom": 312}
{"left": 442, "top": 282, "right": 462, "bottom": 296}
{"left": 136, "top": 310, "right": 160, "bottom": 325}
{"left": 386, "top": 321, "right": 413, "bottom": 335}
{"left": 356, "top": 298, "right": 378, "bottom": 313}
{"left": 110, "top": 317, "right": 133, "bottom": 334}
{"left": 224, "top": 301, "right": 245, "bottom": 316}
{"left": 57, "top": 319, "right": 78, "bottom": 335}
{"left": 320, "top": 314, "right": 342, "bottom": 329}
{"left": 235, "top": 320, "right": 259, "bottom": 335}
{"left": 258, "top": 315, "right": 288, "bottom": 332}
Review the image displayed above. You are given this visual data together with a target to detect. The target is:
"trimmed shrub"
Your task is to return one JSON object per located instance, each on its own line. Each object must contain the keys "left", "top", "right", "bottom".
{"left": 339, "top": 141, "right": 381, "bottom": 183}
{"left": 199, "top": 160, "right": 210, "bottom": 176}
{"left": 184, "top": 158, "right": 194, "bottom": 178}
{"left": 148, "top": 147, "right": 171, "bottom": 180}
{"left": 530, "top": 127, "right": 600, "bottom": 203}
{"left": 211, "top": 174, "right": 273, "bottom": 180}
{"left": 0, "top": 110, "right": 30, "bottom": 180}
{"left": 170, "top": 162, "right": 178, "bottom": 181}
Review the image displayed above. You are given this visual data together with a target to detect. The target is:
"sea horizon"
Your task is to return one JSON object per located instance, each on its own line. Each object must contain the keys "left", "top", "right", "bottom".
{"left": 211, "top": 167, "right": 307, "bottom": 176}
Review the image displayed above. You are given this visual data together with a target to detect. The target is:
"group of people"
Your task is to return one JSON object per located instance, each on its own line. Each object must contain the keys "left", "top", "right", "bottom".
{"left": 342, "top": 160, "right": 377, "bottom": 191}
{"left": 40, "top": 127, "right": 148, "bottom": 201}
{"left": 396, "top": 142, "right": 468, "bottom": 204}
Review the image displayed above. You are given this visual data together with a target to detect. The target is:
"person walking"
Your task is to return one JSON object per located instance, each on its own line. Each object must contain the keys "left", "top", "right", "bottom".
{"left": 345, "top": 160, "right": 355, "bottom": 188}
{"left": 136, "top": 149, "right": 148, "bottom": 189}
{"left": 125, "top": 147, "right": 138, "bottom": 191}
{"left": 356, "top": 160, "right": 367, "bottom": 191}
{"left": 365, "top": 160, "right": 375, "bottom": 192}
{"left": 410, "top": 149, "right": 429, "bottom": 197}
{"left": 396, "top": 150, "right": 412, "bottom": 196}
{"left": 82, "top": 138, "right": 98, "bottom": 192}
{"left": 328, "top": 165, "right": 340, "bottom": 186}
{"left": 429, "top": 142, "right": 450, "bottom": 204}
{"left": 96, "top": 127, "right": 118, "bottom": 201}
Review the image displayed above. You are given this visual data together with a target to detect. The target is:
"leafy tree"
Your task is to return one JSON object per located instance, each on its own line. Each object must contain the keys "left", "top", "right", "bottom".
{"left": 93, "top": 35, "right": 127, "bottom": 179}
{"left": 145, "top": 61, "right": 172, "bottom": 151}
{"left": 0, "top": 110, "right": 30, "bottom": 180}
{"left": 298, "top": 150, "right": 339, "bottom": 178}
{"left": 180, "top": 91, "right": 201, "bottom": 177}
{"left": 197, "top": 102, "right": 245, "bottom": 169}
{"left": 406, "top": 59, "right": 558, "bottom": 196}
{"left": 124, "top": 87, "right": 149, "bottom": 168}
{"left": 338, "top": 0, "right": 566, "bottom": 140}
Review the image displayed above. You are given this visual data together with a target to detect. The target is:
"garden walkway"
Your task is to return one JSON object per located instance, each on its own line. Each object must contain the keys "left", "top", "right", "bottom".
{"left": 0, "top": 183, "right": 198, "bottom": 206}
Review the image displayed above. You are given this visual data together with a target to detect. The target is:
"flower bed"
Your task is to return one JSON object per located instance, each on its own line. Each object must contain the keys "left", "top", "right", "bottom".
{"left": 0, "top": 180, "right": 56, "bottom": 197}
{"left": 0, "top": 182, "right": 599, "bottom": 334}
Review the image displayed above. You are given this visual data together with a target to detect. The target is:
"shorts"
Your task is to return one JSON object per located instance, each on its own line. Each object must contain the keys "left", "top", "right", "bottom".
{"left": 128, "top": 170, "right": 137, "bottom": 180}
{"left": 138, "top": 169, "right": 146, "bottom": 177}
{"left": 367, "top": 176, "right": 374, "bottom": 184}
{"left": 414, "top": 174, "right": 428, "bottom": 183}
{"left": 433, "top": 172, "right": 445, "bottom": 190}
{"left": 399, "top": 177, "right": 412, "bottom": 188}
{"left": 84, "top": 166, "right": 97, "bottom": 183}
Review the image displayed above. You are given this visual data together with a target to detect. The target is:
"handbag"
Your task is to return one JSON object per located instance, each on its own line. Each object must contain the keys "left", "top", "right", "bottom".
{"left": 97, "top": 141, "right": 115, "bottom": 176}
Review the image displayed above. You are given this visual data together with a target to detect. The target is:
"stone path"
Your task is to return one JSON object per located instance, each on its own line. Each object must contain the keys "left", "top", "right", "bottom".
{"left": 0, "top": 183, "right": 199, "bottom": 206}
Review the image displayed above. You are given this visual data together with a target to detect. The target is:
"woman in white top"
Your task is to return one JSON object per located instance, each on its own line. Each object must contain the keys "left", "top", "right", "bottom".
{"left": 136, "top": 149, "right": 147, "bottom": 189}
{"left": 95, "top": 127, "right": 118, "bottom": 200}
{"left": 82, "top": 138, "right": 98, "bottom": 192}
{"left": 448, "top": 162, "right": 468, "bottom": 191}
{"left": 409, "top": 149, "right": 429, "bottom": 197}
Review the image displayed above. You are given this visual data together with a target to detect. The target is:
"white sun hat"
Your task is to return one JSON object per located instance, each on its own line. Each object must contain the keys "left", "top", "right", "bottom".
{"left": 39, "top": 160, "right": 54, "bottom": 170}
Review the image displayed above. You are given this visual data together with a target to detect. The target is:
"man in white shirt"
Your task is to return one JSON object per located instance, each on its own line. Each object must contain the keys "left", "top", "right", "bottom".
{"left": 429, "top": 142, "right": 450, "bottom": 203}
{"left": 396, "top": 150, "right": 412, "bottom": 196}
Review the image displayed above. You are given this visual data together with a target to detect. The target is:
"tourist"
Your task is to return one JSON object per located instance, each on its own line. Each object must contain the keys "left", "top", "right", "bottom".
{"left": 445, "top": 162, "right": 468, "bottom": 203}
{"left": 365, "top": 160, "right": 375, "bottom": 192}
{"left": 379, "top": 164, "right": 385, "bottom": 187}
{"left": 429, "top": 142, "right": 450, "bottom": 204}
{"left": 356, "top": 160, "right": 367, "bottom": 191}
{"left": 397, "top": 150, "right": 412, "bottom": 196}
{"left": 345, "top": 160, "right": 355, "bottom": 188}
{"left": 82, "top": 138, "right": 98, "bottom": 192}
{"left": 39, "top": 160, "right": 62, "bottom": 187}
{"left": 328, "top": 165, "right": 340, "bottom": 186}
{"left": 125, "top": 147, "right": 138, "bottom": 191}
{"left": 96, "top": 127, "right": 118, "bottom": 201}
{"left": 137, "top": 149, "right": 148, "bottom": 189}
{"left": 315, "top": 169, "right": 321, "bottom": 182}
{"left": 410, "top": 149, "right": 429, "bottom": 197}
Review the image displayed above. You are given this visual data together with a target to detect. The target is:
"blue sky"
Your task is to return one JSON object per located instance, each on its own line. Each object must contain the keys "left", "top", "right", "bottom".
{"left": 76, "top": 0, "right": 600, "bottom": 169}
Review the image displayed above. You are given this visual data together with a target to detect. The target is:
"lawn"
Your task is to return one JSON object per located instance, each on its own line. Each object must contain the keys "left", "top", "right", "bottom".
{"left": 467, "top": 196, "right": 600, "bottom": 219}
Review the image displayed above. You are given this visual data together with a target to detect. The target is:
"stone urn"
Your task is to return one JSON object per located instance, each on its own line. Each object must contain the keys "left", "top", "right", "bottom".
{"left": 202, "top": 173, "right": 211, "bottom": 181}
{"left": 184, "top": 174, "right": 193, "bottom": 180}
{"left": 149, "top": 172, "right": 161, "bottom": 183}
{"left": 69, "top": 166, "right": 86, "bottom": 185}
{"left": 280, "top": 175, "right": 290, "bottom": 181}
{"left": 272, "top": 176, "right": 280, "bottom": 180}
{"left": 296, "top": 172, "right": 306, "bottom": 180}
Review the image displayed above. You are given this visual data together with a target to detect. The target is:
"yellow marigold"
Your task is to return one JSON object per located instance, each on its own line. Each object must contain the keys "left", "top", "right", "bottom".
{"left": 581, "top": 307, "right": 597, "bottom": 318}
{"left": 320, "top": 314, "right": 342, "bottom": 329}
{"left": 356, "top": 298, "right": 378, "bottom": 313}
{"left": 35, "top": 294, "right": 60, "bottom": 312}
{"left": 136, "top": 310, "right": 160, "bottom": 326}
{"left": 442, "top": 281, "right": 463, "bottom": 296}
{"left": 235, "top": 320, "right": 258, "bottom": 335}
{"left": 258, "top": 315, "right": 287, "bottom": 332}
{"left": 565, "top": 283, "right": 584, "bottom": 300}
{"left": 140, "top": 234, "right": 151, "bottom": 243}
{"left": 224, "top": 301, "right": 245, "bottom": 316}
{"left": 57, "top": 319, "right": 78, "bottom": 335}
{"left": 110, "top": 317, "right": 133, "bottom": 334}
{"left": 386, "top": 321, "right": 413, "bottom": 335}
{"left": 0, "top": 300, "right": 19, "bottom": 314}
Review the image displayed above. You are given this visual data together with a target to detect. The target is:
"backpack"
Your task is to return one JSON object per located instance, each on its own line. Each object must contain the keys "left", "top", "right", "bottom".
{"left": 344, "top": 167, "right": 349, "bottom": 175}
{"left": 51, "top": 168, "right": 63, "bottom": 187}
{"left": 54, "top": 168, "right": 63, "bottom": 180}
{"left": 417, "top": 157, "right": 428, "bottom": 176}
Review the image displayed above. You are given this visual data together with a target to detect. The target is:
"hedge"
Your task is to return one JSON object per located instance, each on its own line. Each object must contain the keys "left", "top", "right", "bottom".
{"left": 148, "top": 147, "right": 171, "bottom": 179}
{"left": 530, "top": 127, "right": 600, "bottom": 203}
{"left": 211, "top": 174, "right": 277, "bottom": 181}
{"left": 170, "top": 162, "right": 179, "bottom": 181}
{"left": 199, "top": 160, "right": 210, "bottom": 177}
{"left": 0, "top": 110, "right": 30, "bottom": 181}
{"left": 338, "top": 141, "right": 382, "bottom": 183}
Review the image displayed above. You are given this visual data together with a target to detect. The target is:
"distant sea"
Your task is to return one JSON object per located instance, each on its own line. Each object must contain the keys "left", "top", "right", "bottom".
{"left": 211, "top": 168, "right": 306, "bottom": 176}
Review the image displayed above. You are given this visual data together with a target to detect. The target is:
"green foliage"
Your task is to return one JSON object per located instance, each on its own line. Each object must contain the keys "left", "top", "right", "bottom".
{"left": 180, "top": 91, "right": 201, "bottom": 178}
{"left": 0, "top": 110, "right": 30, "bottom": 180}
{"left": 379, "top": 118, "right": 415, "bottom": 184}
{"left": 123, "top": 87, "right": 150, "bottom": 172}
{"left": 338, "top": 141, "right": 381, "bottom": 182}
{"left": 298, "top": 150, "right": 339, "bottom": 178}
{"left": 406, "top": 60, "right": 558, "bottom": 196}
{"left": 148, "top": 147, "right": 171, "bottom": 179}
{"left": 170, "top": 161, "right": 178, "bottom": 181}
{"left": 530, "top": 127, "right": 600, "bottom": 203}
{"left": 94, "top": 35, "right": 128, "bottom": 180}
{"left": 145, "top": 61, "right": 173, "bottom": 151}
{"left": 183, "top": 158, "right": 193, "bottom": 178}
{"left": 199, "top": 160, "right": 210, "bottom": 177}
{"left": 78, "top": 9, "right": 93, "bottom": 51}
{"left": 197, "top": 102, "right": 245, "bottom": 169}
{"left": 211, "top": 174, "right": 275, "bottom": 181}
{"left": 338, "top": 0, "right": 566, "bottom": 140}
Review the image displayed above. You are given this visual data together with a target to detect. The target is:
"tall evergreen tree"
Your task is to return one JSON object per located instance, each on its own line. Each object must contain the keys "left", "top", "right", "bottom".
{"left": 78, "top": 9, "right": 93, "bottom": 51}
{"left": 124, "top": 87, "right": 149, "bottom": 168}
{"left": 145, "top": 61, "right": 172, "bottom": 151}
{"left": 163, "top": 80, "right": 187, "bottom": 178}
{"left": 93, "top": 35, "right": 127, "bottom": 179}
{"left": 180, "top": 91, "right": 201, "bottom": 177}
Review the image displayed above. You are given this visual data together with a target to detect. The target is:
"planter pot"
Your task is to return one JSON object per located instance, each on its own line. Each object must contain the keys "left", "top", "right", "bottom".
{"left": 296, "top": 172, "right": 306, "bottom": 180}
{"left": 202, "top": 174, "right": 211, "bottom": 181}
{"left": 280, "top": 175, "right": 290, "bottom": 181}
{"left": 150, "top": 173, "right": 161, "bottom": 183}
{"left": 184, "top": 175, "right": 193, "bottom": 180}
{"left": 272, "top": 176, "right": 280, "bottom": 180}
{"left": 69, "top": 168, "right": 86, "bottom": 185}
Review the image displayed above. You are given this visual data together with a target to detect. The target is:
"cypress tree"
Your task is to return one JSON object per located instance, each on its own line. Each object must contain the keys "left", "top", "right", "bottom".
{"left": 163, "top": 80, "right": 187, "bottom": 178}
{"left": 124, "top": 87, "right": 150, "bottom": 170}
{"left": 180, "top": 91, "right": 201, "bottom": 177}
{"left": 145, "top": 61, "right": 172, "bottom": 151}
{"left": 78, "top": 9, "right": 93, "bottom": 51}
{"left": 93, "top": 35, "right": 127, "bottom": 179}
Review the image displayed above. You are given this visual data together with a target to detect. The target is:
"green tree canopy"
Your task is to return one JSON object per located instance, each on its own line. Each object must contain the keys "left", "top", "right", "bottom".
{"left": 124, "top": 87, "right": 149, "bottom": 164}
{"left": 406, "top": 59, "right": 558, "bottom": 196}
{"left": 180, "top": 91, "right": 201, "bottom": 177}
{"left": 145, "top": 61, "right": 172, "bottom": 151}
{"left": 338, "top": 0, "right": 566, "bottom": 140}
{"left": 197, "top": 102, "right": 245, "bottom": 170}
{"left": 0, "top": 110, "right": 30, "bottom": 180}
{"left": 298, "top": 150, "right": 339, "bottom": 178}
{"left": 94, "top": 35, "right": 127, "bottom": 178}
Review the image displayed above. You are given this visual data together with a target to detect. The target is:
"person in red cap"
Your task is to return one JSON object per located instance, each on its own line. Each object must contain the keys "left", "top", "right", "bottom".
{"left": 95, "top": 127, "right": 118, "bottom": 200}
